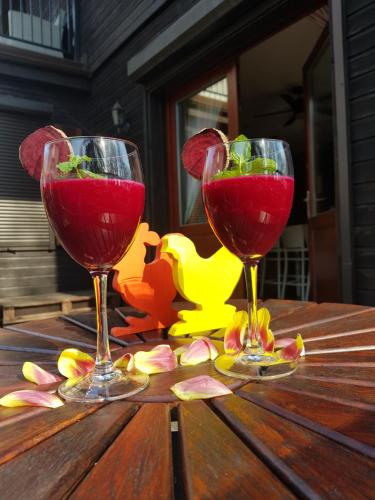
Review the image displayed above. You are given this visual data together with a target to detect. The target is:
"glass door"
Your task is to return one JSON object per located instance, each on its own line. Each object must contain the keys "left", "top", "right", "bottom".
{"left": 167, "top": 65, "right": 238, "bottom": 256}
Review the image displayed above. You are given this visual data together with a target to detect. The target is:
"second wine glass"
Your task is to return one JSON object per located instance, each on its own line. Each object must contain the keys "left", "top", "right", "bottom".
{"left": 41, "top": 136, "right": 149, "bottom": 401}
{"left": 202, "top": 138, "right": 295, "bottom": 379}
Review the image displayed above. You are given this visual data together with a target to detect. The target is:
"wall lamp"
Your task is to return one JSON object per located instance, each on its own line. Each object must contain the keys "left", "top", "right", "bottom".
{"left": 111, "top": 101, "right": 130, "bottom": 136}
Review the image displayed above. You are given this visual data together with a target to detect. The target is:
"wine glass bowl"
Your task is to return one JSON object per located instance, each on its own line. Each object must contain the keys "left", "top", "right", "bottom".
{"left": 41, "top": 137, "right": 149, "bottom": 401}
{"left": 202, "top": 138, "right": 295, "bottom": 379}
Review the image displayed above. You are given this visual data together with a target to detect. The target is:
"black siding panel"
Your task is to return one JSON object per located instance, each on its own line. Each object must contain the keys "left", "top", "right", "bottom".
{"left": 347, "top": 0, "right": 375, "bottom": 305}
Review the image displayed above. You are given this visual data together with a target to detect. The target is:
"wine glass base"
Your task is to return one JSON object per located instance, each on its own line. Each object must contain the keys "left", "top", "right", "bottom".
{"left": 214, "top": 353, "right": 298, "bottom": 380}
{"left": 58, "top": 369, "right": 150, "bottom": 403}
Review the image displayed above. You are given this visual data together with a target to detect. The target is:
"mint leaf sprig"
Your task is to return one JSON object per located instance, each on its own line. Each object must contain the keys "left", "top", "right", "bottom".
{"left": 56, "top": 154, "right": 103, "bottom": 179}
{"left": 213, "top": 134, "right": 278, "bottom": 180}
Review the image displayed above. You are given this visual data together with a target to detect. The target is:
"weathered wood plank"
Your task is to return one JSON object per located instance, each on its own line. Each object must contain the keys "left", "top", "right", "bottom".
{"left": 0, "top": 402, "right": 138, "bottom": 500}
{"left": 238, "top": 384, "right": 375, "bottom": 451}
{"left": 8, "top": 317, "right": 102, "bottom": 348}
{"left": 62, "top": 312, "right": 142, "bottom": 346}
{"left": 0, "top": 402, "right": 102, "bottom": 466}
{"left": 271, "top": 303, "right": 371, "bottom": 335}
{"left": 295, "top": 363, "right": 375, "bottom": 384}
{"left": 0, "top": 328, "right": 62, "bottom": 353}
{"left": 213, "top": 394, "right": 375, "bottom": 498}
{"left": 178, "top": 400, "right": 295, "bottom": 499}
{"left": 275, "top": 308, "right": 375, "bottom": 340}
{"left": 263, "top": 299, "right": 315, "bottom": 320}
{"left": 71, "top": 404, "right": 173, "bottom": 499}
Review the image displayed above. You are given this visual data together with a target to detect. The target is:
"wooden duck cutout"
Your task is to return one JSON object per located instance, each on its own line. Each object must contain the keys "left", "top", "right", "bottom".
{"left": 111, "top": 223, "right": 178, "bottom": 336}
{"left": 160, "top": 233, "right": 243, "bottom": 336}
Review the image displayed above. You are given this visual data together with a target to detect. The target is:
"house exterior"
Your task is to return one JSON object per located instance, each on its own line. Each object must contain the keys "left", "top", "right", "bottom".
{"left": 0, "top": 0, "right": 373, "bottom": 305}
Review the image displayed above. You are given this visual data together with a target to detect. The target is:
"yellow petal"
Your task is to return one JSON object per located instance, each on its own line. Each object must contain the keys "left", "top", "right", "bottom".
{"left": 224, "top": 311, "right": 248, "bottom": 354}
{"left": 113, "top": 353, "right": 135, "bottom": 372}
{"left": 57, "top": 348, "right": 95, "bottom": 378}
{"left": 134, "top": 344, "right": 177, "bottom": 374}
{"left": 171, "top": 375, "right": 232, "bottom": 401}
{"left": 257, "top": 308, "right": 274, "bottom": 352}
{"left": 22, "top": 362, "right": 62, "bottom": 385}
{"left": 0, "top": 390, "right": 63, "bottom": 408}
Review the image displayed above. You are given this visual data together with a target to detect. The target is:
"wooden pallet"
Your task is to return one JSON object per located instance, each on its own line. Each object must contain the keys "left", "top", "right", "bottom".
{"left": 0, "top": 291, "right": 121, "bottom": 326}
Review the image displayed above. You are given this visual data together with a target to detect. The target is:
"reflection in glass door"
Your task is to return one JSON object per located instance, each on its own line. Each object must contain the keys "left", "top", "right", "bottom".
{"left": 176, "top": 78, "right": 229, "bottom": 226}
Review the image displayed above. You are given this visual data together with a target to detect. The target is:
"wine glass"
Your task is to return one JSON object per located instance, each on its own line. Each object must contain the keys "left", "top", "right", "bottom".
{"left": 41, "top": 137, "right": 149, "bottom": 401}
{"left": 202, "top": 138, "right": 295, "bottom": 379}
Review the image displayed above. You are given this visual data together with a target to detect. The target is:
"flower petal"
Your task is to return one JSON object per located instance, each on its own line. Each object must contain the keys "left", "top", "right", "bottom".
{"left": 180, "top": 338, "right": 218, "bottom": 366}
{"left": 224, "top": 311, "right": 247, "bottom": 354}
{"left": 0, "top": 390, "right": 63, "bottom": 408}
{"left": 57, "top": 349, "right": 95, "bottom": 378}
{"left": 276, "top": 334, "right": 305, "bottom": 361}
{"left": 22, "top": 362, "right": 62, "bottom": 385}
{"left": 257, "top": 307, "right": 274, "bottom": 353}
{"left": 113, "top": 353, "right": 135, "bottom": 372}
{"left": 174, "top": 346, "right": 188, "bottom": 357}
{"left": 171, "top": 375, "right": 232, "bottom": 401}
{"left": 134, "top": 344, "right": 177, "bottom": 374}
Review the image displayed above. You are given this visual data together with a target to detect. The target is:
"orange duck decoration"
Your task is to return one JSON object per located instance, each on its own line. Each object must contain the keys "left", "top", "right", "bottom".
{"left": 111, "top": 223, "right": 178, "bottom": 336}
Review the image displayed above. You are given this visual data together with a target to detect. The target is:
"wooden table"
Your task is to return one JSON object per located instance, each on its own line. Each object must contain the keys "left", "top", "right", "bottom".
{"left": 0, "top": 299, "right": 374, "bottom": 499}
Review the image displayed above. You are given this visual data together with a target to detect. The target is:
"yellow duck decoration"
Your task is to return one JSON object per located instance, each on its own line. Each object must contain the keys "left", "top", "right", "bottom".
{"left": 160, "top": 233, "right": 243, "bottom": 336}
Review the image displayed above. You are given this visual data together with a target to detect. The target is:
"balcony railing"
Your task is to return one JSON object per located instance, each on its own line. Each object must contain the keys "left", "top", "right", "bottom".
{"left": 0, "top": 0, "right": 77, "bottom": 59}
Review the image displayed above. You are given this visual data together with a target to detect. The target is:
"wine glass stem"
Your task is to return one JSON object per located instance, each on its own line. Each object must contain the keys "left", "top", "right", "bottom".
{"left": 91, "top": 271, "right": 114, "bottom": 376}
{"left": 243, "top": 261, "right": 262, "bottom": 352}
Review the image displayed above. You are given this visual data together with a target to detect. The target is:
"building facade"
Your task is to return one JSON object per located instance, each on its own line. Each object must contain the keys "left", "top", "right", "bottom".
{"left": 0, "top": 0, "right": 373, "bottom": 305}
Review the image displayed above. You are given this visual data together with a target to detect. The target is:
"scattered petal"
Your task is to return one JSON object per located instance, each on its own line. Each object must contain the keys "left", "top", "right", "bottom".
{"left": 134, "top": 344, "right": 177, "bottom": 374}
{"left": 57, "top": 348, "right": 95, "bottom": 378}
{"left": 114, "top": 353, "right": 135, "bottom": 372}
{"left": 276, "top": 334, "right": 305, "bottom": 361}
{"left": 174, "top": 346, "right": 188, "bottom": 357}
{"left": 257, "top": 308, "right": 275, "bottom": 353}
{"left": 180, "top": 338, "right": 218, "bottom": 366}
{"left": 171, "top": 375, "right": 232, "bottom": 401}
{"left": 0, "top": 390, "right": 63, "bottom": 408}
{"left": 22, "top": 362, "right": 62, "bottom": 385}
{"left": 224, "top": 311, "right": 247, "bottom": 354}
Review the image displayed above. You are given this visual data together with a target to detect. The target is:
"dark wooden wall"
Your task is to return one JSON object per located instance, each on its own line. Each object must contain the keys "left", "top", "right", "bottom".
{"left": 0, "top": 54, "right": 90, "bottom": 297}
{"left": 345, "top": 0, "right": 375, "bottom": 305}
{"left": 79, "top": 0, "right": 200, "bottom": 228}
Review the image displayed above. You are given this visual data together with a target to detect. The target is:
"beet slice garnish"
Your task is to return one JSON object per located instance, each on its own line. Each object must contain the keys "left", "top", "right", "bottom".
{"left": 19, "top": 125, "right": 69, "bottom": 181}
{"left": 181, "top": 128, "right": 228, "bottom": 180}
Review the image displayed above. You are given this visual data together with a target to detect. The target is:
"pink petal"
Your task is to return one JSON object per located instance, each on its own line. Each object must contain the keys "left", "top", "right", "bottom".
{"left": 257, "top": 308, "right": 274, "bottom": 353}
{"left": 275, "top": 338, "right": 296, "bottom": 349}
{"left": 22, "top": 362, "right": 62, "bottom": 385}
{"left": 134, "top": 344, "right": 177, "bottom": 374}
{"left": 171, "top": 375, "right": 232, "bottom": 401}
{"left": 180, "top": 338, "right": 218, "bottom": 366}
{"left": 224, "top": 311, "right": 247, "bottom": 354}
{"left": 113, "top": 353, "right": 135, "bottom": 372}
{"left": 276, "top": 334, "right": 305, "bottom": 361}
{"left": 57, "top": 349, "right": 95, "bottom": 378}
{"left": 0, "top": 390, "right": 64, "bottom": 408}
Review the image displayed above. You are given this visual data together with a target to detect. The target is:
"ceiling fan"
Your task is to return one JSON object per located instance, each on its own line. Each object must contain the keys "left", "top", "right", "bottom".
{"left": 252, "top": 86, "right": 304, "bottom": 126}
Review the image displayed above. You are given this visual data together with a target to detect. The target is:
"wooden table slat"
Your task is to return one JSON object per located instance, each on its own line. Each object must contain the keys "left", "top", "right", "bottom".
{"left": 271, "top": 302, "right": 372, "bottom": 334}
{"left": 178, "top": 400, "right": 295, "bottom": 499}
{"left": 0, "top": 402, "right": 138, "bottom": 500}
{"left": 238, "top": 384, "right": 375, "bottom": 453}
{"left": 213, "top": 394, "right": 375, "bottom": 498}
{"left": 71, "top": 403, "right": 174, "bottom": 500}
{"left": 0, "top": 402, "right": 102, "bottom": 466}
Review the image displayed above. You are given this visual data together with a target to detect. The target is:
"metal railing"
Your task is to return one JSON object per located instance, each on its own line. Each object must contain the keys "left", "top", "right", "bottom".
{"left": 0, "top": 0, "right": 77, "bottom": 59}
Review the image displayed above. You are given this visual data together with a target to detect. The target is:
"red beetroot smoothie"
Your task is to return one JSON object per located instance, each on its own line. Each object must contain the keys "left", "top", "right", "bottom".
{"left": 42, "top": 178, "right": 144, "bottom": 270}
{"left": 202, "top": 174, "right": 294, "bottom": 262}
